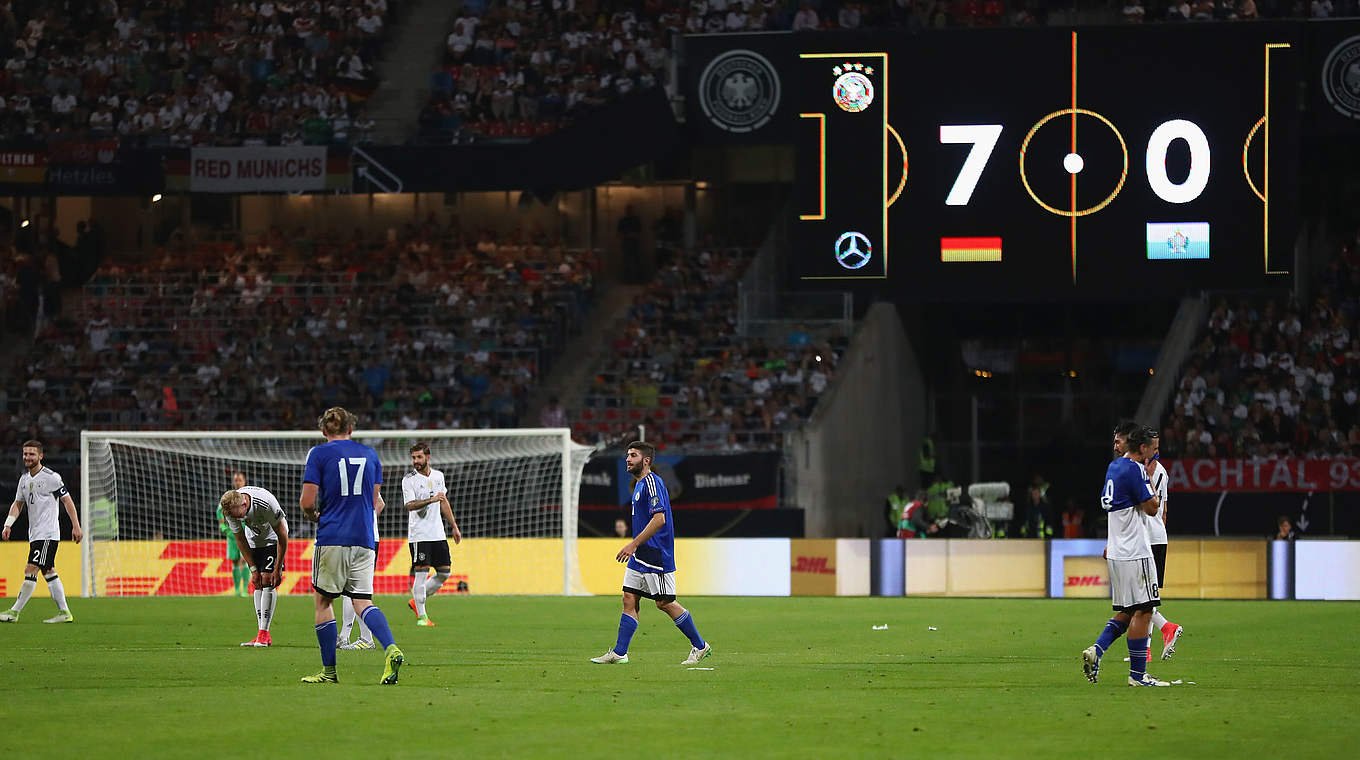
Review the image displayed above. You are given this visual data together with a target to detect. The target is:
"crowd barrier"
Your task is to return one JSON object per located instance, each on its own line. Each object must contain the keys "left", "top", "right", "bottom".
{"left": 1, "top": 538, "right": 1351, "bottom": 599}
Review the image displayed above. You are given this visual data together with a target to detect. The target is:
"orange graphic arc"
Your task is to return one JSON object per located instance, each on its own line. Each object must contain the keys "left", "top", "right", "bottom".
{"left": 887, "top": 124, "right": 908, "bottom": 207}
{"left": 1242, "top": 116, "right": 1266, "bottom": 203}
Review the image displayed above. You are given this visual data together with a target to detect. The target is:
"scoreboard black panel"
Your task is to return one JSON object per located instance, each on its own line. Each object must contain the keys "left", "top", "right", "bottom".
{"left": 793, "top": 25, "right": 1301, "bottom": 300}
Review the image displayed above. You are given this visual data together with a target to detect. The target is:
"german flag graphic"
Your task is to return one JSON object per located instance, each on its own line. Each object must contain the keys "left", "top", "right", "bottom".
{"left": 940, "top": 237, "right": 1002, "bottom": 262}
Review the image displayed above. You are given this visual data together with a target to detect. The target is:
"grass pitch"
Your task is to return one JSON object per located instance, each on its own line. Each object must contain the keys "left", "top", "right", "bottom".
{"left": 0, "top": 596, "right": 1354, "bottom": 758}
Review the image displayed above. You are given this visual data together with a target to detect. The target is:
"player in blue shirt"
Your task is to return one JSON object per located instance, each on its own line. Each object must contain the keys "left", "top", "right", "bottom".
{"left": 1082, "top": 423, "right": 1167, "bottom": 687}
{"left": 591, "top": 441, "right": 711, "bottom": 665}
{"left": 298, "top": 407, "right": 404, "bottom": 685}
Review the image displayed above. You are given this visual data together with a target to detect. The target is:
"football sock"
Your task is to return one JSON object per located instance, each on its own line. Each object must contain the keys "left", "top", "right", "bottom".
{"left": 412, "top": 569, "right": 428, "bottom": 616}
{"left": 339, "top": 599, "right": 355, "bottom": 640}
{"left": 45, "top": 573, "right": 68, "bottom": 612}
{"left": 357, "top": 607, "right": 373, "bottom": 643}
{"left": 253, "top": 589, "right": 263, "bottom": 628}
{"left": 674, "top": 610, "right": 706, "bottom": 649}
{"left": 13, "top": 576, "right": 37, "bottom": 611}
{"left": 1093, "top": 617, "right": 1129, "bottom": 656}
{"left": 1151, "top": 610, "right": 1169, "bottom": 630}
{"left": 359, "top": 606, "right": 396, "bottom": 650}
{"left": 234, "top": 563, "right": 248, "bottom": 594}
{"left": 260, "top": 588, "right": 277, "bottom": 632}
{"left": 316, "top": 621, "right": 338, "bottom": 667}
{"left": 614, "top": 613, "right": 639, "bottom": 655}
{"left": 1128, "top": 637, "right": 1150, "bottom": 680}
{"left": 424, "top": 569, "right": 450, "bottom": 596}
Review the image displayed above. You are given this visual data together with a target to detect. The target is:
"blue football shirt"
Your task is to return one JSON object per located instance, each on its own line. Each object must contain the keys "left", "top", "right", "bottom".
{"left": 303, "top": 439, "right": 383, "bottom": 548}
{"left": 628, "top": 471, "right": 676, "bottom": 574}
{"left": 1100, "top": 456, "right": 1156, "bottom": 560}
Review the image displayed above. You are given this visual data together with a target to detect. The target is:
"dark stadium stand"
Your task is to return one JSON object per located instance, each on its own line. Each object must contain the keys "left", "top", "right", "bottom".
{"left": 571, "top": 243, "right": 847, "bottom": 452}
{"left": 1162, "top": 231, "right": 1360, "bottom": 459}
{"left": 0, "top": 0, "right": 396, "bottom": 146}
{"left": 0, "top": 224, "right": 599, "bottom": 460}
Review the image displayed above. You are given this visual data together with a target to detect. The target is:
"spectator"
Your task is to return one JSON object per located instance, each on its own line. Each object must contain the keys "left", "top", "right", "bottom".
{"left": 1061, "top": 498, "right": 1085, "bottom": 538}
{"left": 793, "top": 2, "right": 820, "bottom": 30}
{"left": 540, "top": 395, "right": 568, "bottom": 428}
{"left": 1274, "top": 515, "right": 1296, "bottom": 540}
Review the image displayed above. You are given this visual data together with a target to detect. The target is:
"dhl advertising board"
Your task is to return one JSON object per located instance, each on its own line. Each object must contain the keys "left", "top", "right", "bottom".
{"left": 905, "top": 540, "right": 1047, "bottom": 597}
{"left": 788, "top": 539, "right": 870, "bottom": 596}
{"left": 24, "top": 537, "right": 1331, "bottom": 599}
{"left": 1049, "top": 539, "right": 1267, "bottom": 599}
{"left": 0, "top": 543, "right": 83, "bottom": 598}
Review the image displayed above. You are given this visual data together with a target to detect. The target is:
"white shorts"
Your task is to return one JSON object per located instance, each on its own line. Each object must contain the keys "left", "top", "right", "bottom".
{"left": 1107, "top": 557, "right": 1160, "bottom": 611}
{"left": 312, "top": 545, "right": 376, "bottom": 600}
{"left": 623, "top": 567, "right": 677, "bottom": 601}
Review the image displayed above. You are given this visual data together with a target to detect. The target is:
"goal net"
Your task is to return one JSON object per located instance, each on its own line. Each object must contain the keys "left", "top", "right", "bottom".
{"left": 79, "top": 429, "right": 594, "bottom": 597}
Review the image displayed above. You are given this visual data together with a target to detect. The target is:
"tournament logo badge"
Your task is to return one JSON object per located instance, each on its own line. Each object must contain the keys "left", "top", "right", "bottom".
{"left": 698, "top": 49, "right": 781, "bottom": 133}
{"left": 1321, "top": 34, "right": 1360, "bottom": 120}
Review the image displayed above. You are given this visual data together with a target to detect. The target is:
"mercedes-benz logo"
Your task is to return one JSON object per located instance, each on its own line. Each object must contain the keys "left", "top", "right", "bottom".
{"left": 834, "top": 231, "right": 872, "bottom": 270}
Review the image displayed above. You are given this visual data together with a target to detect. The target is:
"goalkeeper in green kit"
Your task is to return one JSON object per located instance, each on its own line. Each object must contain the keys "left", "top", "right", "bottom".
{"left": 218, "top": 471, "right": 250, "bottom": 596}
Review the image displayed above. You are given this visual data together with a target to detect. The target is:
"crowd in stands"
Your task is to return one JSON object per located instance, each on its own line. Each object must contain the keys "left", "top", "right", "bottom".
{"left": 0, "top": 0, "right": 394, "bottom": 146}
{"left": 570, "top": 233, "right": 848, "bottom": 453}
{"left": 1163, "top": 228, "right": 1360, "bottom": 460}
{"left": 0, "top": 218, "right": 598, "bottom": 463}
{"left": 1119, "top": 0, "right": 1359, "bottom": 20}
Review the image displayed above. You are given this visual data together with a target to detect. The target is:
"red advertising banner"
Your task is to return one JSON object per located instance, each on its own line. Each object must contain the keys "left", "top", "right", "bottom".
{"left": 1166, "top": 458, "right": 1360, "bottom": 492}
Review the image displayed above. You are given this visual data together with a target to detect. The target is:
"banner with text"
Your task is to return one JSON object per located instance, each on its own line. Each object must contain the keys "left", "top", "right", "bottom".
{"left": 182, "top": 146, "right": 349, "bottom": 192}
{"left": 1166, "top": 458, "right": 1360, "bottom": 492}
{"left": 579, "top": 452, "right": 780, "bottom": 510}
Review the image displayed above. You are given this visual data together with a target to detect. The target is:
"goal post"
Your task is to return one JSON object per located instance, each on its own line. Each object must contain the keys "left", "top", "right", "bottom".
{"left": 79, "top": 429, "right": 594, "bottom": 597}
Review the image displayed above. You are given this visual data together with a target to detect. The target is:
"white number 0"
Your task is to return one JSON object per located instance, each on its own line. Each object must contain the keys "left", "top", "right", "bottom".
{"left": 336, "top": 457, "right": 367, "bottom": 497}
{"left": 1101, "top": 479, "right": 1115, "bottom": 510}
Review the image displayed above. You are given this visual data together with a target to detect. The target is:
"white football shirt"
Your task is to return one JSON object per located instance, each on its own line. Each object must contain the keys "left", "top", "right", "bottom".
{"left": 1146, "top": 461, "right": 1169, "bottom": 546}
{"left": 402, "top": 468, "right": 448, "bottom": 542}
{"left": 224, "top": 485, "right": 286, "bottom": 548}
{"left": 15, "top": 467, "right": 68, "bottom": 541}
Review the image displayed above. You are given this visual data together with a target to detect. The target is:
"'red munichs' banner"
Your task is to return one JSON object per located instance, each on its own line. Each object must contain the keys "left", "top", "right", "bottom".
{"left": 1166, "top": 458, "right": 1360, "bottom": 492}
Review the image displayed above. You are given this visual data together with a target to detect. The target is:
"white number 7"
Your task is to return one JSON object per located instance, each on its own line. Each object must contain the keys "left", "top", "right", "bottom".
{"left": 940, "top": 124, "right": 1003, "bottom": 206}
{"left": 337, "top": 457, "right": 367, "bottom": 497}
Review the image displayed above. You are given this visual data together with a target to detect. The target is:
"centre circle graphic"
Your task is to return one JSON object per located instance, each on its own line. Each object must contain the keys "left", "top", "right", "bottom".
{"left": 1019, "top": 108, "right": 1129, "bottom": 217}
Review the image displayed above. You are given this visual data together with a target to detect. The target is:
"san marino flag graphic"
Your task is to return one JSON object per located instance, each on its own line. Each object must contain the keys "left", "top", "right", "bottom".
{"left": 1146, "top": 222, "right": 1210, "bottom": 260}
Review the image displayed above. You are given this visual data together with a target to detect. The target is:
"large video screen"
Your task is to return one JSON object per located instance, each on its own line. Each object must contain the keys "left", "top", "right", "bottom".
{"left": 792, "top": 25, "right": 1301, "bottom": 300}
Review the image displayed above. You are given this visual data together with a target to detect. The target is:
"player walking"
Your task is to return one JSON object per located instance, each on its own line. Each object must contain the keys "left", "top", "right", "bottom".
{"left": 1082, "top": 425, "right": 1168, "bottom": 687}
{"left": 1, "top": 440, "right": 82, "bottom": 623}
{"left": 1143, "top": 434, "right": 1184, "bottom": 660}
{"left": 299, "top": 407, "right": 404, "bottom": 684}
{"left": 403, "top": 442, "right": 462, "bottom": 627}
{"left": 219, "top": 485, "right": 289, "bottom": 647}
{"left": 591, "top": 441, "right": 711, "bottom": 665}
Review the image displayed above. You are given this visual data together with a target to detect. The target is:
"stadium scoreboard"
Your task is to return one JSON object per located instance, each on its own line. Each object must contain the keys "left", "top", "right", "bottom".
{"left": 793, "top": 26, "right": 1301, "bottom": 299}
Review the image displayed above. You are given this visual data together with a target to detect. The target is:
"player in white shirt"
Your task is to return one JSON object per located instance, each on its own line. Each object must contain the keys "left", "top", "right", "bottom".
{"left": 1143, "top": 436, "right": 1184, "bottom": 660}
{"left": 1, "top": 440, "right": 83, "bottom": 623}
{"left": 402, "top": 442, "right": 462, "bottom": 627}
{"left": 219, "top": 485, "right": 290, "bottom": 647}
